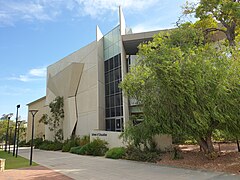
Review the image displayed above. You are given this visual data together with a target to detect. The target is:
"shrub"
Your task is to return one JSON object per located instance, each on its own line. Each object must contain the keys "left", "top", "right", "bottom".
{"left": 171, "top": 146, "right": 183, "bottom": 160}
{"left": 124, "top": 145, "right": 161, "bottom": 163}
{"left": 19, "top": 140, "right": 30, "bottom": 147}
{"left": 62, "top": 139, "right": 78, "bottom": 152}
{"left": 78, "top": 143, "right": 90, "bottom": 155}
{"left": 34, "top": 138, "right": 44, "bottom": 149}
{"left": 80, "top": 135, "right": 90, "bottom": 146}
{"left": 70, "top": 146, "right": 82, "bottom": 154}
{"left": 74, "top": 136, "right": 81, "bottom": 146}
{"left": 78, "top": 138, "right": 108, "bottom": 156}
{"left": 105, "top": 147, "right": 126, "bottom": 159}
{"left": 39, "top": 140, "right": 63, "bottom": 151}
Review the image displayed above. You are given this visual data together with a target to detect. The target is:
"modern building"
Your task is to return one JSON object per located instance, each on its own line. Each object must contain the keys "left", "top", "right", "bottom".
{"left": 27, "top": 7, "right": 172, "bottom": 149}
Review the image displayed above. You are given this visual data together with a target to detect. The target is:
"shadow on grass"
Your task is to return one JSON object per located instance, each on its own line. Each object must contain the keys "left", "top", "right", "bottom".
{"left": 0, "top": 150, "right": 38, "bottom": 169}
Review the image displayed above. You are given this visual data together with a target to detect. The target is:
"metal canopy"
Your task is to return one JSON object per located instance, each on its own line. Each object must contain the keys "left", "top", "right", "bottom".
{"left": 122, "top": 30, "right": 162, "bottom": 55}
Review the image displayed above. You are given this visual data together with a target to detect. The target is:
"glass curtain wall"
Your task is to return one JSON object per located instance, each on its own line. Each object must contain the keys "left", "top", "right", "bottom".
{"left": 104, "top": 26, "right": 123, "bottom": 132}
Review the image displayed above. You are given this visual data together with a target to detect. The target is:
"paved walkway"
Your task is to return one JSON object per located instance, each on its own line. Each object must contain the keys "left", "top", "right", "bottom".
{"left": 0, "top": 165, "right": 73, "bottom": 180}
{"left": 16, "top": 147, "right": 240, "bottom": 180}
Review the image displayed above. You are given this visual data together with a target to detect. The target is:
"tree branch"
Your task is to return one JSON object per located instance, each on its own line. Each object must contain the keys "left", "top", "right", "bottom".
{"left": 203, "top": 28, "right": 226, "bottom": 34}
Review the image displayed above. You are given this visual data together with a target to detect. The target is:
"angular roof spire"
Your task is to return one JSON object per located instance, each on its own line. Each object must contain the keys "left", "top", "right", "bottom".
{"left": 96, "top": 25, "right": 103, "bottom": 41}
{"left": 119, "top": 6, "right": 126, "bottom": 35}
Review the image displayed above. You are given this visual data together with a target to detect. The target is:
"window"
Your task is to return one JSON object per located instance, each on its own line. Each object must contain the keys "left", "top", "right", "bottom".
{"left": 104, "top": 53, "right": 124, "bottom": 131}
{"left": 105, "top": 118, "right": 123, "bottom": 131}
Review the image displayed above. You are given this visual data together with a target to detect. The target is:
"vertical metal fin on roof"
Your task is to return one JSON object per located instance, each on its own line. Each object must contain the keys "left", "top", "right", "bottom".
{"left": 96, "top": 25, "right": 103, "bottom": 41}
{"left": 119, "top": 6, "right": 126, "bottom": 35}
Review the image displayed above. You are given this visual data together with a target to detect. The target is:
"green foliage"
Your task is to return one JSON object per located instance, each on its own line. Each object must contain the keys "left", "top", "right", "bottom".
{"left": 40, "top": 96, "right": 64, "bottom": 141}
{"left": 79, "top": 135, "right": 90, "bottom": 146}
{"left": 66, "top": 136, "right": 90, "bottom": 153}
{"left": 69, "top": 146, "right": 82, "bottom": 154}
{"left": 120, "top": 23, "right": 240, "bottom": 155}
{"left": 25, "top": 138, "right": 44, "bottom": 149}
{"left": 19, "top": 140, "right": 30, "bottom": 147}
{"left": 0, "top": 150, "right": 38, "bottom": 169}
{"left": 62, "top": 138, "right": 79, "bottom": 152}
{"left": 105, "top": 147, "right": 126, "bottom": 159}
{"left": 121, "top": 116, "right": 157, "bottom": 150}
{"left": 39, "top": 140, "right": 63, "bottom": 151}
{"left": 55, "top": 129, "right": 63, "bottom": 142}
{"left": 184, "top": 0, "right": 240, "bottom": 46}
{"left": 171, "top": 146, "right": 183, "bottom": 160}
{"left": 34, "top": 138, "right": 44, "bottom": 149}
{"left": 77, "top": 138, "right": 108, "bottom": 156}
{"left": 0, "top": 118, "right": 15, "bottom": 141}
{"left": 124, "top": 145, "right": 161, "bottom": 163}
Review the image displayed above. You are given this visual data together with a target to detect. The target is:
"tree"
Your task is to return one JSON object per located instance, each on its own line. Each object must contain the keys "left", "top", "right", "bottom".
{"left": 120, "top": 25, "right": 240, "bottom": 157}
{"left": 40, "top": 96, "right": 64, "bottom": 141}
{"left": 184, "top": 0, "right": 240, "bottom": 46}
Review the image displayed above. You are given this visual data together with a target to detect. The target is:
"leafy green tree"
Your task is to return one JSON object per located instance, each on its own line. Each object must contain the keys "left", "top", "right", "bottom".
{"left": 184, "top": 0, "right": 240, "bottom": 46}
{"left": 120, "top": 25, "right": 240, "bottom": 156}
{"left": 40, "top": 96, "right": 64, "bottom": 141}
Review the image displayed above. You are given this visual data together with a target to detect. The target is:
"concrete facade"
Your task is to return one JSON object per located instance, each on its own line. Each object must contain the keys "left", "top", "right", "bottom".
{"left": 26, "top": 7, "right": 172, "bottom": 150}
{"left": 26, "top": 96, "right": 46, "bottom": 142}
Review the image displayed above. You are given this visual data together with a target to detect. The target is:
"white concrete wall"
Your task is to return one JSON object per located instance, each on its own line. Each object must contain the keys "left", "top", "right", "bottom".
{"left": 46, "top": 40, "right": 105, "bottom": 140}
{"left": 90, "top": 130, "right": 172, "bottom": 151}
{"left": 26, "top": 97, "right": 46, "bottom": 142}
{"left": 90, "top": 130, "right": 125, "bottom": 148}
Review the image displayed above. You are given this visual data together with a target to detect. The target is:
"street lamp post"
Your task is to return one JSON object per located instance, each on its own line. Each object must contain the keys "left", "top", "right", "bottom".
{"left": 13, "top": 104, "right": 20, "bottom": 156}
{"left": 5, "top": 116, "right": 11, "bottom": 152}
{"left": 29, "top": 109, "right": 38, "bottom": 166}
{"left": 8, "top": 127, "right": 13, "bottom": 154}
{"left": 16, "top": 120, "right": 22, "bottom": 158}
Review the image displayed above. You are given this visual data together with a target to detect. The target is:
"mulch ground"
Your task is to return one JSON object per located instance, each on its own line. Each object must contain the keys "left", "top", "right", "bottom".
{"left": 0, "top": 165, "right": 73, "bottom": 180}
{"left": 158, "top": 143, "right": 240, "bottom": 175}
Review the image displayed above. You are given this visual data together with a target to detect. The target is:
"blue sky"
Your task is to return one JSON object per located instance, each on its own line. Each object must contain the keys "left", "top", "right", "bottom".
{"left": 0, "top": 0, "right": 198, "bottom": 120}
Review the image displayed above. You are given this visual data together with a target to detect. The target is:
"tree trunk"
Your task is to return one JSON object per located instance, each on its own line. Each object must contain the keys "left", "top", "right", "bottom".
{"left": 206, "top": 135, "right": 215, "bottom": 153}
{"left": 197, "top": 135, "right": 215, "bottom": 154}
{"left": 236, "top": 139, "right": 240, "bottom": 152}
{"left": 225, "top": 23, "right": 236, "bottom": 47}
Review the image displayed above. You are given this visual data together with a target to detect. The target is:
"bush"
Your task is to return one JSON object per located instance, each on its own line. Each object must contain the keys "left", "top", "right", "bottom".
{"left": 80, "top": 135, "right": 90, "bottom": 146}
{"left": 34, "top": 138, "right": 44, "bottom": 149}
{"left": 19, "top": 140, "right": 30, "bottom": 147}
{"left": 124, "top": 145, "right": 161, "bottom": 163}
{"left": 39, "top": 140, "right": 63, "bottom": 151}
{"left": 78, "top": 138, "right": 108, "bottom": 156}
{"left": 171, "top": 146, "right": 183, "bottom": 160}
{"left": 105, "top": 147, "right": 126, "bottom": 159}
{"left": 62, "top": 139, "right": 78, "bottom": 152}
{"left": 70, "top": 146, "right": 82, "bottom": 154}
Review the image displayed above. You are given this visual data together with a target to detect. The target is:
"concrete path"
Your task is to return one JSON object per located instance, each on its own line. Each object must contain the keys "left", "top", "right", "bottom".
{"left": 0, "top": 165, "right": 73, "bottom": 180}
{"left": 18, "top": 148, "right": 240, "bottom": 180}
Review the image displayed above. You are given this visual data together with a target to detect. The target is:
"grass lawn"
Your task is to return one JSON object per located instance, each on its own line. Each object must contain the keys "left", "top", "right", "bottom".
{"left": 0, "top": 150, "right": 38, "bottom": 169}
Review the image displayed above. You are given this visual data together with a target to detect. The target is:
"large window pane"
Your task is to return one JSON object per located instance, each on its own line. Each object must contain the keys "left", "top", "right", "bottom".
{"left": 114, "top": 55, "right": 119, "bottom": 68}
{"left": 110, "top": 108, "right": 115, "bottom": 117}
{"left": 115, "top": 68, "right": 120, "bottom": 80}
{"left": 106, "top": 108, "right": 110, "bottom": 118}
{"left": 106, "top": 119, "right": 111, "bottom": 130}
{"left": 110, "top": 95, "right": 114, "bottom": 107}
{"left": 110, "top": 57, "right": 114, "bottom": 69}
{"left": 110, "top": 71, "right": 114, "bottom": 82}
{"left": 110, "top": 82, "right": 114, "bottom": 95}
{"left": 115, "top": 94, "right": 120, "bottom": 106}
{"left": 116, "top": 106, "right": 121, "bottom": 116}
{"left": 105, "top": 96, "right": 110, "bottom": 108}
{"left": 110, "top": 119, "right": 115, "bottom": 130}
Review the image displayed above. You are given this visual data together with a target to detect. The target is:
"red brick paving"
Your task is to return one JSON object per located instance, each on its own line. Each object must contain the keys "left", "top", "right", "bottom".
{"left": 0, "top": 165, "right": 73, "bottom": 180}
